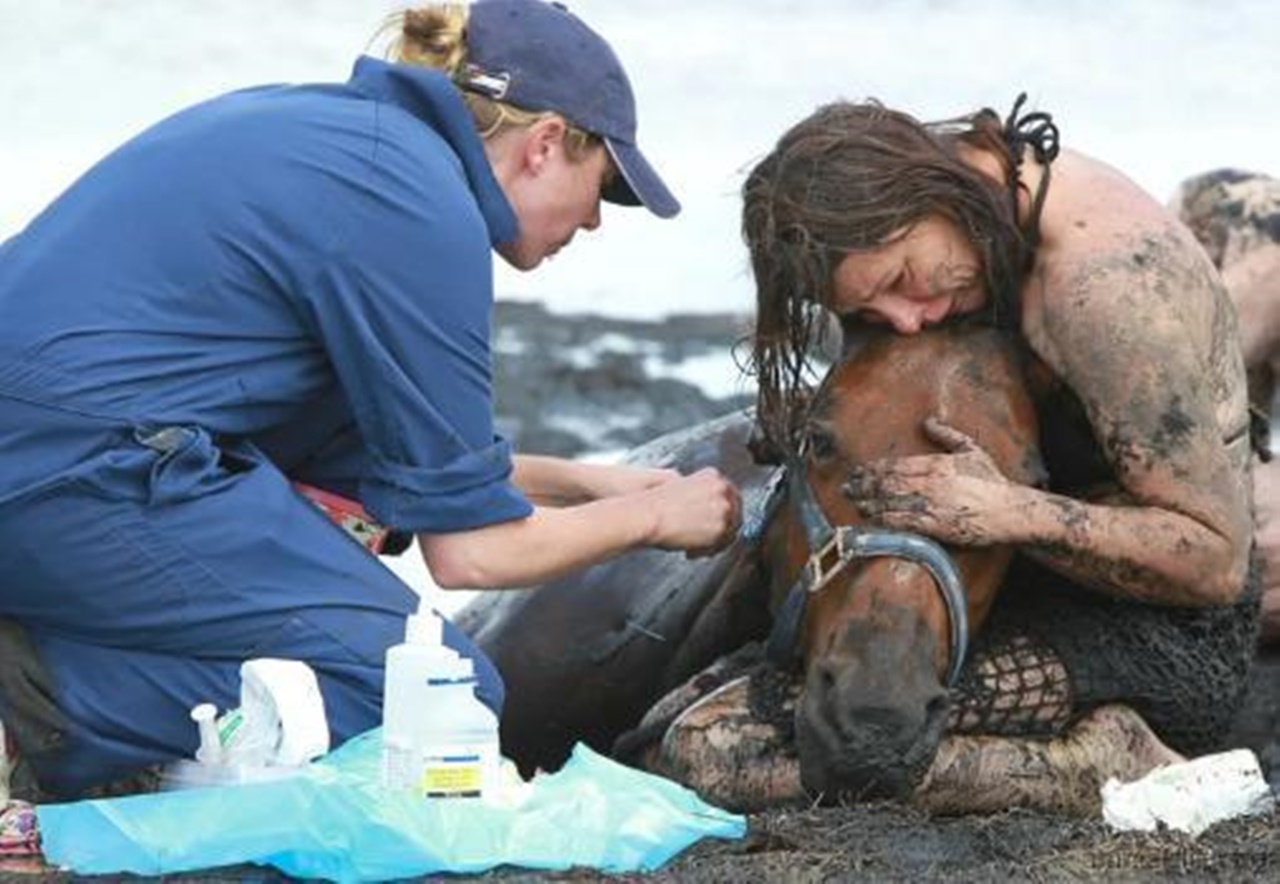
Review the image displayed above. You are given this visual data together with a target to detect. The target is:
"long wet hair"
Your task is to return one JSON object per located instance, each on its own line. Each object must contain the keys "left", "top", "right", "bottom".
{"left": 743, "top": 95, "right": 1058, "bottom": 458}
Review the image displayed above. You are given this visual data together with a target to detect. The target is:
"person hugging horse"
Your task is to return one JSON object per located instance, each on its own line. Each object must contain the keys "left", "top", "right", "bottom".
{"left": 664, "top": 95, "right": 1259, "bottom": 812}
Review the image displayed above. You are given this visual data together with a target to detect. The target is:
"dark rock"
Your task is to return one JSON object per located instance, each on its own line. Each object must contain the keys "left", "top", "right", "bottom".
{"left": 492, "top": 300, "right": 754, "bottom": 457}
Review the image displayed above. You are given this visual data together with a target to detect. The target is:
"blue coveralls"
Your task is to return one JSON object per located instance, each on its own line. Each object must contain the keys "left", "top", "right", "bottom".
{"left": 0, "top": 57, "right": 532, "bottom": 794}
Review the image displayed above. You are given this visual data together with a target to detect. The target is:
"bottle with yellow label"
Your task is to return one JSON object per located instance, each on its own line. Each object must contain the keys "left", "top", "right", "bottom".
{"left": 382, "top": 611, "right": 500, "bottom": 798}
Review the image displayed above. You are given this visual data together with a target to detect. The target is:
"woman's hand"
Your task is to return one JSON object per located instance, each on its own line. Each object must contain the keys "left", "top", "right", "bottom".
{"left": 644, "top": 467, "right": 743, "bottom": 558}
{"left": 842, "top": 416, "right": 1018, "bottom": 546}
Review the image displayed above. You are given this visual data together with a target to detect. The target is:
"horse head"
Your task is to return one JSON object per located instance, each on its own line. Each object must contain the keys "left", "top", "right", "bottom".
{"left": 760, "top": 324, "right": 1044, "bottom": 801}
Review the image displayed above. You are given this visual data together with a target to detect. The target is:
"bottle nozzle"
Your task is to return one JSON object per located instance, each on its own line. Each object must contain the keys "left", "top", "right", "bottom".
{"left": 405, "top": 611, "right": 444, "bottom": 646}
{"left": 191, "top": 702, "right": 223, "bottom": 765}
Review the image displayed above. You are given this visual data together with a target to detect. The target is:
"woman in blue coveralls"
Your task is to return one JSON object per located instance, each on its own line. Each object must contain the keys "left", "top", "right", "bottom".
{"left": 0, "top": 0, "right": 741, "bottom": 796}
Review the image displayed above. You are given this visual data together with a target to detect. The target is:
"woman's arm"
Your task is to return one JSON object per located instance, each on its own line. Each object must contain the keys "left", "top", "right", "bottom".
{"left": 849, "top": 225, "right": 1252, "bottom": 606}
{"left": 1016, "top": 226, "right": 1251, "bottom": 604}
{"left": 511, "top": 454, "right": 679, "bottom": 506}
{"left": 418, "top": 467, "right": 742, "bottom": 589}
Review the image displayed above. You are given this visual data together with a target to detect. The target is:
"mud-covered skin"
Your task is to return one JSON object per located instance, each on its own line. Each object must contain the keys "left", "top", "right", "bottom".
{"left": 1173, "top": 169, "right": 1280, "bottom": 645}
{"left": 637, "top": 650, "right": 1178, "bottom": 815}
{"left": 846, "top": 149, "right": 1252, "bottom": 609}
{"left": 916, "top": 704, "right": 1184, "bottom": 816}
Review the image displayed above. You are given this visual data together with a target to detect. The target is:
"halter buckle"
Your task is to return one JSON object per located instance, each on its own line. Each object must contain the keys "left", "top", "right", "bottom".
{"left": 803, "top": 529, "right": 853, "bottom": 594}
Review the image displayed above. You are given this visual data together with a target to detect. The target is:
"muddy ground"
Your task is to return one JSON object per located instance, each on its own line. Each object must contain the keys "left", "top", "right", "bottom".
{"left": 19, "top": 801, "right": 1276, "bottom": 882}
{"left": 511, "top": 651, "right": 1280, "bottom": 882}
{"left": 3, "top": 654, "right": 1271, "bottom": 883}
{"left": 7, "top": 807, "right": 1277, "bottom": 883}
{"left": 553, "top": 804, "right": 1280, "bottom": 883}
{"left": 500, "top": 658, "right": 1280, "bottom": 883}
{"left": 10, "top": 804, "right": 1275, "bottom": 882}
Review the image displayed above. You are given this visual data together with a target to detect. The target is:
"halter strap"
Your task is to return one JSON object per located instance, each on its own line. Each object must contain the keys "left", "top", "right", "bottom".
{"left": 764, "top": 459, "right": 970, "bottom": 688}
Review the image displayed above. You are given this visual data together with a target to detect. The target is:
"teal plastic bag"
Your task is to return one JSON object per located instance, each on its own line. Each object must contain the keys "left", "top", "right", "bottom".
{"left": 37, "top": 731, "right": 745, "bottom": 882}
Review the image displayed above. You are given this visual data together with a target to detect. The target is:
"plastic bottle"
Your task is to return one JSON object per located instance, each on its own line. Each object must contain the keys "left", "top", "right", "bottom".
{"left": 382, "top": 611, "right": 501, "bottom": 798}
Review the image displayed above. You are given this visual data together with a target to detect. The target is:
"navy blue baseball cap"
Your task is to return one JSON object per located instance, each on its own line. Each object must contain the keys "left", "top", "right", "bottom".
{"left": 456, "top": 0, "right": 680, "bottom": 218}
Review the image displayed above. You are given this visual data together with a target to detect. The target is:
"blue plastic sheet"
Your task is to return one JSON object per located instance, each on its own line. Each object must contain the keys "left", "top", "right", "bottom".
{"left": 37, "top": 731, "right": 745, "bottom": 882}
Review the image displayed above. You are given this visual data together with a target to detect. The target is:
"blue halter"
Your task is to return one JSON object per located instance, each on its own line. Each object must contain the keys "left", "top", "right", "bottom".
{"left": 760, "top": 456, "right": 970, "bottom": 689}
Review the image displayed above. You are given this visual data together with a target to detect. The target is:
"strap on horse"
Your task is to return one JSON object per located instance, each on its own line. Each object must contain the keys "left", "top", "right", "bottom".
{"left": 762, "top": 457, "right": 971, "bottom": 688}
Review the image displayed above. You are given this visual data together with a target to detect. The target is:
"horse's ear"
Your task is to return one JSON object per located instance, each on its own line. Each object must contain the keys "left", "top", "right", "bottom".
{"left": 747, "top": 421, "right": 786, "bottom": 466}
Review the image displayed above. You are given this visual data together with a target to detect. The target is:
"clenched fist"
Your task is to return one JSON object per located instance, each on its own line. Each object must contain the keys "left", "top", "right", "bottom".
{"left": 643, "top": 467, "right": 743, "bottom": 558}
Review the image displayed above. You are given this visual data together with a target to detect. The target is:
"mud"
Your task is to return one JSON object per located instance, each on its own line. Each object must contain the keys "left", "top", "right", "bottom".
{"left": 9, "top": 806, "right": 1277, "bottom": 883}
{"left": 9, "top": 653, "right": 1272, "bottom": 883}
{"left": 575, "top": 804, "right": 1280, "bottom": 883}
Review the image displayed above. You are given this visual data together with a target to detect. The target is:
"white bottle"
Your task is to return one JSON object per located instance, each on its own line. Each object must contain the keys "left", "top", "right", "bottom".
{"left": 382, "top": 611, "right": 501, "bottom": 798}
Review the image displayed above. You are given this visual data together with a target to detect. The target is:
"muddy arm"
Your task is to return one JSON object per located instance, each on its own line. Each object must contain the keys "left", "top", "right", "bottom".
{"left": 1009, "top": 227, "right": 1252, "bottom": 605}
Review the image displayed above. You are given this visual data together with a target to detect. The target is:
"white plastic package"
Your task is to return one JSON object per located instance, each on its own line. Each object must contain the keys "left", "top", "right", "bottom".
{"left": 1101, "top": 748, "right": 1276, "bottom": 836}
{"left": 236, "top": 657, "right": 330, "bottom": 766}
{"left": 163, "top": 657, "right": 330, "bottom": 790}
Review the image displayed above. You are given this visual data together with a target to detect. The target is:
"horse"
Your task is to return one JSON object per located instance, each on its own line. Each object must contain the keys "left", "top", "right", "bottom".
{"left": 457, "top": 324, "right": 1044, "bottom": 804}
{"left": 740, "top": 321, "right": 1044, "bottom": 801}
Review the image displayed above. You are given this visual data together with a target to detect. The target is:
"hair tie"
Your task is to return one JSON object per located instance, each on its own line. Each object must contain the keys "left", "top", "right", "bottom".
{"left": 1003, "top": 92, "right": 1060, "bottom": 165}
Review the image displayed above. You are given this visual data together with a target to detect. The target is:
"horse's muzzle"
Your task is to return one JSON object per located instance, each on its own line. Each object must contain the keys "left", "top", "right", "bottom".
{"left": 795, "top": 690, "right": 950, "bottom": 801}
{"left": 792, "top": 630, "right": 951, "bottom": 801}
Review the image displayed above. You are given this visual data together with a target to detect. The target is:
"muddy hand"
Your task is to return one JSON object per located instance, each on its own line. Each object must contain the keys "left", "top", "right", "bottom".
{"left": 647, "top": 467, "right": 742, "bottom": 557}
{"left": 841, "top": 415, "right": 1015, "bottom": 546}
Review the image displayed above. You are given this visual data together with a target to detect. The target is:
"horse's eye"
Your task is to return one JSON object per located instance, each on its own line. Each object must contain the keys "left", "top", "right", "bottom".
{"left": 807, "top": 425, "right": 839, "bottom": 461}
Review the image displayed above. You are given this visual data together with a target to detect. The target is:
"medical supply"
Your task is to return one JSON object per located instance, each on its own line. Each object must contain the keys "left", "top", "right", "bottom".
{"left": 163, "top": 658, "right": 330, "bottom": 790}
{"left": 1101, "top": 748, "right": 1276, "bottom": 836}
{"left": 382, "top": 612, "right": 500, "bottom": 798}
{"left": 191, "top": 703, "right": 222, "bottom": 765}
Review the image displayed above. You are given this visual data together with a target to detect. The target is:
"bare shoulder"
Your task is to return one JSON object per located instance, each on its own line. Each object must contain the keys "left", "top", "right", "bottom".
{"left": 1024, "top": 151, "right": 1247, "bottom": 438}
{"left": 1015, "top": 150, "right": 1250, "bottom": 526}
